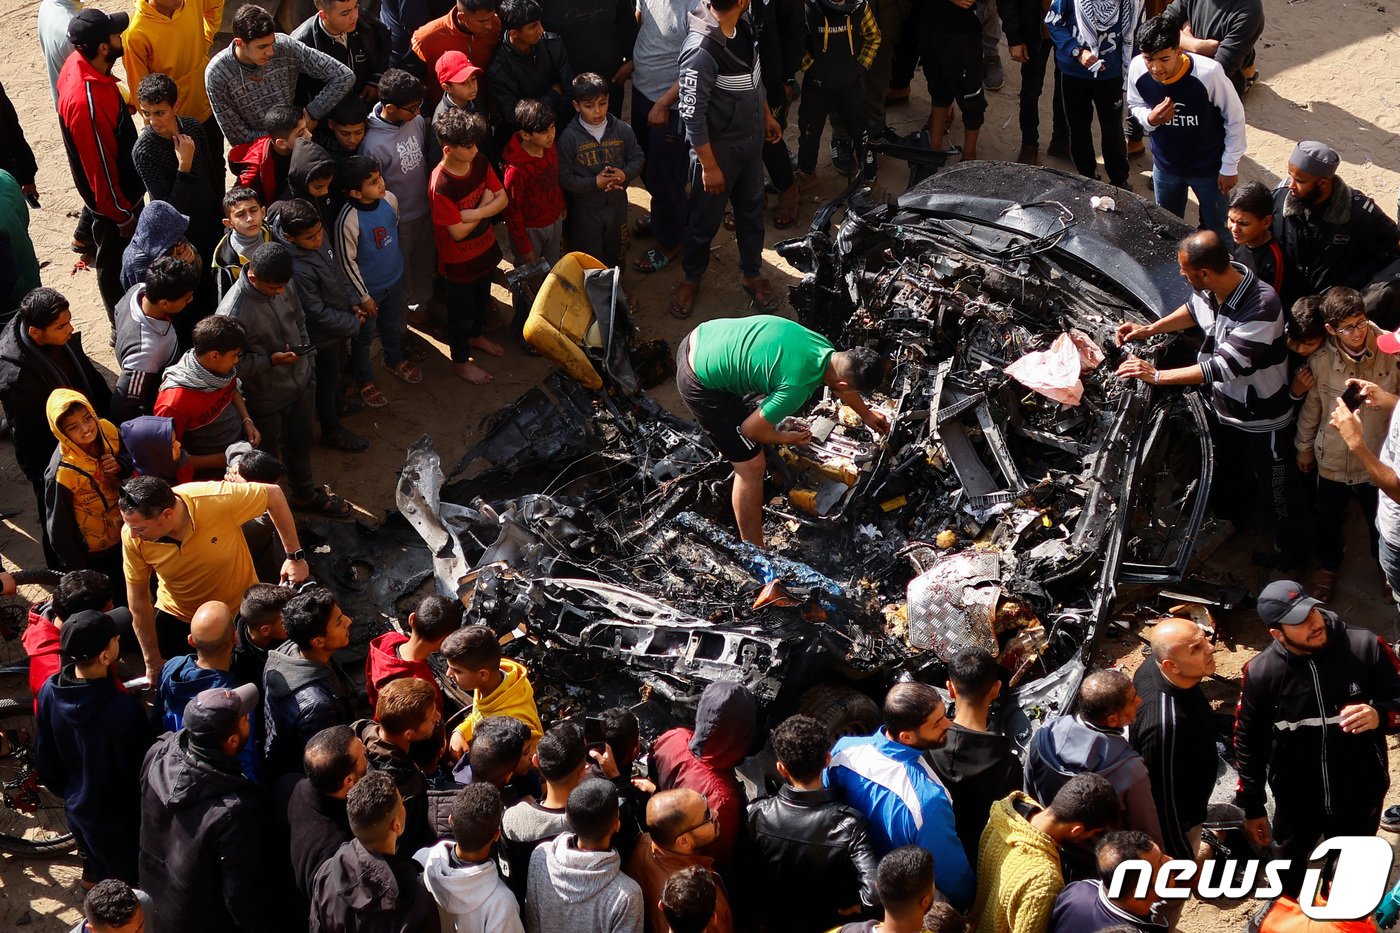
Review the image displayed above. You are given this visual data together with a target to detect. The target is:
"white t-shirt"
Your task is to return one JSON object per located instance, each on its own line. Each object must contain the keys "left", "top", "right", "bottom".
{"left": 1377, "top": 409, "right": 1400, "bottom": 546}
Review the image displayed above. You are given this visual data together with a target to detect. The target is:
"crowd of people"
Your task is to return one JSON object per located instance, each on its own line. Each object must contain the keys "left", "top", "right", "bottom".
{"left": 3, "top": 0, "right": 1400, "bottom": 931}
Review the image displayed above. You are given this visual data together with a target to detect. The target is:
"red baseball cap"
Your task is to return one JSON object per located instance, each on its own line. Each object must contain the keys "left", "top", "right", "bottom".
{"left": 1379, "top": 328, "right": 1400, "bottom": 354}
{"left": 435, "top": 51, "right": 483, "bottom": 86}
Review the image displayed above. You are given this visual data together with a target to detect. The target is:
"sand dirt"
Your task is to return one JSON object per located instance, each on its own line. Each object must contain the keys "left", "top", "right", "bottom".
{"left": 0, "top": 0, "right": 1398, "bottom": 927}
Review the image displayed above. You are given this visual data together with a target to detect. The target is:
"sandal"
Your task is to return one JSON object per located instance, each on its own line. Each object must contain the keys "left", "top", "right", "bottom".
{"left": 339, "top": 390, "right": 367, "bottom": 415}
{"left": 774, "top": 183, "right": 801, "bottom": 230}
{"left": 742, "top": 276, "right": 781, "bottom": 313}
{"left": 400, "top": 333, "right": 429, "bottom": 362}
{"left": 359, "top": 383, "right": 388, "bottom": 408}
{"left": 670, "top": 280, "right": 700, "bottom": 319}
{"left": 1309, "top": 569, "right": 1337, "bottom": 603}
{"left": 292, "top": 489, "right": 354, "bottom": 519}
{"left": 385, "top": 360, "right": 423, "bottom": 384}
{"left": 633, "top": 214, "right": 653, "bottom": 238}
{"left": 633, "top": 247, "right": 676, "bottom": 274}
{"left": 321, "top": 427, "right": 371, "bottom": 453}
{"left": 723, "top": 210, "right": 736, "bottom": 232}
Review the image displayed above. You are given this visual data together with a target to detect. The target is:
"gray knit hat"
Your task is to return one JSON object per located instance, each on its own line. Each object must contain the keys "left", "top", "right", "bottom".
{"left": 1289, "top": 141, "right": 1340, "bottom": 179}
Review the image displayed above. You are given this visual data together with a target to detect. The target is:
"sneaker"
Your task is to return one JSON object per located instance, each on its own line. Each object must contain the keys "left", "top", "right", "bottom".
{"left": 1383, "top": 805, "right": 1400, "bottom": 833}
{"left": 862, "top": 144, "right": 879, "bottom": 181}
{"left": 984, "top": 56, "right": 1005, "bottom": 92}
{"left": 1047, "top": 140, "right": 1071, "bottom": 160}
{"left": 831, "top": 138, "right": 854, "bottom": 175}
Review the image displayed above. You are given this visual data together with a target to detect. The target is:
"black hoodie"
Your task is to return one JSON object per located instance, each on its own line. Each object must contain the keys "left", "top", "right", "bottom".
{"left": 0, "top": 313, "right": 111, "bottom": 482}
{"left": 310, "top": 838, "right": 441, "bottom": 933}
{"left": 34, "top": 667, "right": 152, "bottom": 883}
{"left": 280, "top": 138, "right": 345, "bottom": 231}
{"left": 928, "top": 723, "right": 1022, "bottom": 866}
{"left": 139, "top": 730, "right": 270, "bottom": 932}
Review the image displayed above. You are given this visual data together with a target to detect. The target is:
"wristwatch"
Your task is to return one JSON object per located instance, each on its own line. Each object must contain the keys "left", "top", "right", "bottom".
{"left": 287, "top": 549, "right": 307, "bottom": 562}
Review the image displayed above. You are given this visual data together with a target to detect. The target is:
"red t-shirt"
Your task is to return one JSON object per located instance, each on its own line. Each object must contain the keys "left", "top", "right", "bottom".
{"left": 430, "top": 158, "right": 504, "bottom": 284}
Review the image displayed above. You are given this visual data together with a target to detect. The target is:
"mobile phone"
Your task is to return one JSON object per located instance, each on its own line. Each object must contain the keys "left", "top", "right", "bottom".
{"left": 584, "top": 714, "right": 608, "bottom": 752}
{"left": 1343, "top": 382, "right": 1364, "bottom": 411}
{"left": 24, "top": 192, "right": 41, "bottom": 209}
{"left": 287, "top": 344, "right": 317, "bottom": 356}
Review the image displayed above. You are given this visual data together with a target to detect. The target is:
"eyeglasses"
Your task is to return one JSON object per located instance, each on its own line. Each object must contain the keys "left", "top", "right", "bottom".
{"left": 1334, "top": 320, "right": 1368, "bottom": 336}
{"left": 677, "top": 807, "right": 716, "bottom": 838}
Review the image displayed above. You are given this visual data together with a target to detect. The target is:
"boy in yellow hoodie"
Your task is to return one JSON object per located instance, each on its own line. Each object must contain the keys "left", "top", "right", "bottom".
{"left": 441, "top": 624, "right": 542, "bottom": 757}
{"left": 43, "top": 388, "right": 133, "bottom": 581}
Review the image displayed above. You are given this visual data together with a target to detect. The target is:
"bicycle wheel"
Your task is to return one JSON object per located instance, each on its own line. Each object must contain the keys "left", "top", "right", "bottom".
{"left": 0, "top": 699, "right": 76, "bottom": 856}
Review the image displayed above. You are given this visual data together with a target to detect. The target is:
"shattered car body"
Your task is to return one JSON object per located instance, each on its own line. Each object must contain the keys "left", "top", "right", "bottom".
{"left": 392, "top": 162, "right": 1215, "bottom": 746}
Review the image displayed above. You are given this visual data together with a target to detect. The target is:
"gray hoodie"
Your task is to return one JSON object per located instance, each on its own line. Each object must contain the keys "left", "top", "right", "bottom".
{"left": 415, "top": 841, "right": 525, "bottom": 933}
{"left": 215, "top": 273, "right": 313, "bottom": 417}
{"left": 523, "top": 834, "right": 644, "bottom": 933}
{"left": 676, "top": 4, "right": 767, "bottom": 150}
{"left": 269, "top": 214, "right": 362, "bottom": 342}
{"left": 1023, "top": 714, "right": 1164, "bottom": 846}
{"left": 362, "top": 104, "right": 433, "bottom": 223}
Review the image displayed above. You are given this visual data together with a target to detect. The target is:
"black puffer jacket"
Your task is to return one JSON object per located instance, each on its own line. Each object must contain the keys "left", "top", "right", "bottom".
{"left": 0, "top": 313, "right": 111, "bottom": 482}
{"left": 1234, "top": 611, "right": 1400, "bottom": 819}
{"left": 139, "top": 731, "right": 270, "bottom": 932}
{"left": 357, "top": 719, "right": 434, "bottom": 857}
{"left": 310, "top": 838, "right": 441, "bottom": 933}
{"left": 291, "top": 12, "right": 391, "bottom": 103}
{"left": 744, "top": 785, "right": 880, "bottom": 931}
{"left": 1271, "top": 179, "right": 1400, "bottom": 297}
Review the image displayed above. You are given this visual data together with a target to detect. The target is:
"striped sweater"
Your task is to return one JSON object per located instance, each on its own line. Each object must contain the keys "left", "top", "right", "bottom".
{"left": 1187, "top": 263, "right": 1291, "bottom": 432}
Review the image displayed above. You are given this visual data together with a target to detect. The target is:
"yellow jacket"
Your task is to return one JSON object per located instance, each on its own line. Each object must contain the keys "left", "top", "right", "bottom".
{"left": 456, "top": 658, "right": 544, "bottom": 744}
{"left": 43, "top": 389, "right": 127, "bottom": 564}
{"left": 971, "top": 793, "right": 1065, "bottom": 933}
{"left": 124, "top": 0, "right": 223, "bottom": 122}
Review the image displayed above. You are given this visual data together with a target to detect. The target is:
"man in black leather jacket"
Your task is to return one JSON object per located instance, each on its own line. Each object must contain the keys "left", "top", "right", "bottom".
{"left": 744, "top": 714, "right": 880, "bottom": 932}
{"left": 1234, "top": 579, "right": 1400, "bottom": 895}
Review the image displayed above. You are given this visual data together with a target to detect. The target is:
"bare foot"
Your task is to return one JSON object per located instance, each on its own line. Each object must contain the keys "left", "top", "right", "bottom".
{"left": 960, "top": 147, "right": 978, "bottom": 162}
{"left": 453, "top": 360, "right": 493, "bottom": 384}
{"left": 469, "top": 335, "right": 506, "bottom": 358}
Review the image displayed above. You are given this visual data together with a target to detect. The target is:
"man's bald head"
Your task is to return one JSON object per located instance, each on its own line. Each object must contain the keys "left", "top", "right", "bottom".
{"left": 189, "top": 601, "right": 236, "bottom": 658}
{"left": 1148, "top": 617, "right": 1216, "bottom": 686}
{"left": 647, "top": 788, "right": 707, "bottom": 848}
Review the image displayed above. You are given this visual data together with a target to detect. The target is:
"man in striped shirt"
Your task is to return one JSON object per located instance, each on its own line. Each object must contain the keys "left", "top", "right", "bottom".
{"left": 1116, "top": 230, "right": 1302, "bottom": 569}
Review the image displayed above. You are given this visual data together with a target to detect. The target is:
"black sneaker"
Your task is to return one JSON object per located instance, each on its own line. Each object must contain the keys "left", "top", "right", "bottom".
{"left": 831, "top": 139, "right": 853, "bottom": 175}
{"left": 1382, "top": 804, "right": 1400, "bottom": 832}
{"left": 862, "top": 145, "right": 878, "bottom": 181}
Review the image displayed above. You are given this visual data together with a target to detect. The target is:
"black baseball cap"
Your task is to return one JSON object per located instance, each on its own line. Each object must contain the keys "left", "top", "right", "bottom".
{"left": 59, "top": 609, "right": 121, "bottom": 662}
{"left": 1257, "top": 579, "right": 1322, "bottom": 628}
{"left": 184, "top": 684, "right": 259, "bottom": 739}
{"left": 67, "top": 9, "right": 130, "bottom": 49}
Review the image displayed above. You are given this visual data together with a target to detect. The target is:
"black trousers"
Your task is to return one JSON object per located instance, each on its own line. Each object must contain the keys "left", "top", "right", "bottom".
{"left": 682, "top": 136, "right": 766, "bottom": 282}
{"left": 444, "top": 277, "right": 492, "bottom": 363}
{"left": 1210, "top": 419, "right": 1305, "bottom": 565}
{"left": 1271, "top": 798, "right": 1381, "bottom": 897}
{"left": 1059, "top": 74, "right": 1130, "bottom": 187}
{"left": 763, "top": 97, "right": 795, "bottom": 191}
{"left": 1020, "top": 42, "right": 1069, "bottom": 150}
{"left": 253, "top": 384, "right": 317, "bottom": 500}
{"left": 91, "top": 211, "right": 139, "bottom": 325}
{"left": 313, "top": 337, "right": 348, "bottom": 435}
{"left": 1313, "top": 476, "right": 1380, "bottom": 572}
{"left": 798, "top": 74, "right": 868, "bottom": 174}
{"left": 154, "top": 608, "right": 195, "bottom": 661}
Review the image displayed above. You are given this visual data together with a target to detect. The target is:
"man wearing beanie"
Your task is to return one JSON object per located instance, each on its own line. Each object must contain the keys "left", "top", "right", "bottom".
{"left": 1232, "top": 580, "right": 1400, "bottom": 896}
{"left": 34, "top": 610, "right": 153, "bottom": 885}
{"left": 1273, "top": 140, "right": 1400, "bottom": 327}
{"left": 138, "top": 683, "right": 270, "bottom": 930}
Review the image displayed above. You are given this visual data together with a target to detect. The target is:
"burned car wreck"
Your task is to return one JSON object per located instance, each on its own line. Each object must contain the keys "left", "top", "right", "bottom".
{"left": 378, "top": 163, "right": 1214, "bottom": 746}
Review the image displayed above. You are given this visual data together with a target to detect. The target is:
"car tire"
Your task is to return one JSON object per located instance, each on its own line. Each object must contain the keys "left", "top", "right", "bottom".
{"left": 798, "top": 683, "right": 880, "bottom": 739}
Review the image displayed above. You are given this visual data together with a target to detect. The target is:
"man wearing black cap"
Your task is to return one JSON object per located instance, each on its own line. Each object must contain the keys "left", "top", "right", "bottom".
{"left": 1272, "top": 140, "right": 1400, "bottom": 327}
{"left": 34, "top": 610, "right": 153, "bottom": 886}
{"left": 139, "top": 683, "right": 270, "bottom": 931}
{"left": 1232, "top": 579, "right": 1400, "bottom": 894}
{"left": 56, "top": 8, "right": 146, "bottom": 323}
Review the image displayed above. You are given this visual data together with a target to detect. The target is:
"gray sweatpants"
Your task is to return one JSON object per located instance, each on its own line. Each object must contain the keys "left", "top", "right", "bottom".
{"left": 682, "top": 136, "right": 766, "bottom": 282}
{"left": 397, "top": 212, "right": 438, "bottom": 311}
{"left": 569, "top": 196, "right": 628, "bottom": 268}
{"left": 524, "top": 220, "right": 564, "bottom": 266}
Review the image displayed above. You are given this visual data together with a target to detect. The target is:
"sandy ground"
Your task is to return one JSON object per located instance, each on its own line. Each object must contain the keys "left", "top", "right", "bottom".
{"left": 0, "top": 0, "right": 1398, "bottom": 927}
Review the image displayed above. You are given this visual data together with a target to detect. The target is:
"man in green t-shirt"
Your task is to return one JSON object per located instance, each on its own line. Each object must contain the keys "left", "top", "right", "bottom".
{"left": 675, "top": 315, "right": 888, "bottom": 546}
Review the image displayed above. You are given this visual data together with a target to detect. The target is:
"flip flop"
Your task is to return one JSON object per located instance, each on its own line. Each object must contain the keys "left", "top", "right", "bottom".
{"left": 292, "top": 489, "right": 354, "bottom": 519}
{"left": 670, "top": 280, "right": 700, "bottom": 319}
{"left": 385, "top": 361, "right": 423, "bottom": 384}
{"left": 774, "top": 184, "right": 801, "bottom": 229}
{"left": 633, "top": 247, "right": 676, "bottom": 274}
{"left": 742, "top": 277, "right": 781, "bottom": 313}
{"left": 359, "top": 383, "right": 388, "bottom": 408}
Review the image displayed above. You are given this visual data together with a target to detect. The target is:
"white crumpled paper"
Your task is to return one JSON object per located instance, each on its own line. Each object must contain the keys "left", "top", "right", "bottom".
{"left": 1003, "top": 330, "right": 1105, "bottom": 406}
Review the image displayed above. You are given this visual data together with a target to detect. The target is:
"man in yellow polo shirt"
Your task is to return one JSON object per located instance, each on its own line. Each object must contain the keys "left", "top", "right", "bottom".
{"left": 120, "top": 475, "right": 310, "bottom": 684}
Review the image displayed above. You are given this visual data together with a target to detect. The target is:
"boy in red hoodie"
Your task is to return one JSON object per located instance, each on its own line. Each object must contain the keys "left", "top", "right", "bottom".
{"left": 501, "top": 98, "right": 565, "bottom": 267}
{"left": 229, "top": 105, "right": 312, "bottom": 206}
{"left": 365, "top": 594, "right": 462, "bottom": 709}
{"left": 23, "top": 569, "right": 131, "bottom": 711}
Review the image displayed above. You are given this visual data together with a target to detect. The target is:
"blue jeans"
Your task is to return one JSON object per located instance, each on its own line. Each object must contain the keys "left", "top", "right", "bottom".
{"left": 351, "top": 278, "right": 405, "bottom": 383}
{"left": 1154, "top": 169, "right": 1227, "bottom": 239}
{"left": 1379, "top": 535, "right": 1400, "bottom": 606}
